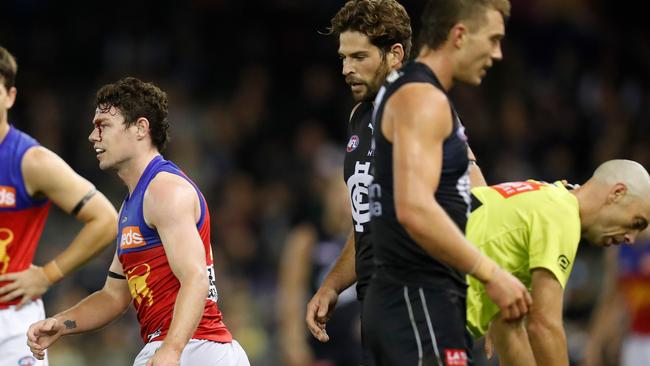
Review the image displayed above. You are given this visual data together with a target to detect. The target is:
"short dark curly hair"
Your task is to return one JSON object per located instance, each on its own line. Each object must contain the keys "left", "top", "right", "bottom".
{"left": 328, "top": 0, "right": 412, "bottom": 60}
{"left": 96, "top": 77, "right": 170, "bottom": 152}
{"left": 0, "top": 46, "right": 18, "bottom": 89}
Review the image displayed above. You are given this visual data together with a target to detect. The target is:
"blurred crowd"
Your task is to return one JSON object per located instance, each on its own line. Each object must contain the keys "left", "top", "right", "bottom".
{"left": 1, "top": 0, "right": 649, "bottom": 365}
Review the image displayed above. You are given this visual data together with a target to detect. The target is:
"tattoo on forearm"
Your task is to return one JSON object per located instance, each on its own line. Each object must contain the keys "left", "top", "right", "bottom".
{"left": 63, "top": 320, "right": 77, "bottom": 329}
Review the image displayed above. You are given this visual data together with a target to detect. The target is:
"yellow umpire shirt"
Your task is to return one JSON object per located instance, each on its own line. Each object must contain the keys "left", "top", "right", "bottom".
{"left": 466, "top": 180, "right": 581, "bottom": 337}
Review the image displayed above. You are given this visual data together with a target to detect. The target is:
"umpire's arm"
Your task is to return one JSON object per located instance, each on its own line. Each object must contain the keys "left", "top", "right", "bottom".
{"left": 526, "top": 268, "right": 569, "bottom": 366}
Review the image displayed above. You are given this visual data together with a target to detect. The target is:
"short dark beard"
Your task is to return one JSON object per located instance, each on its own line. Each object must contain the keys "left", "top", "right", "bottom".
{"left": 360, "top": 58, "right": 391, "bottom": 102}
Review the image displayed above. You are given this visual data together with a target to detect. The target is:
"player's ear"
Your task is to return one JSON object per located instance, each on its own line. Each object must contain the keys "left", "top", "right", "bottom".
{"left": 450, "top": 23, "right": 469, "bottom": 49}
{"left": 607, "top": 182, "right": 628, "bottom": 204}
{"left": 135, "top": 117, "right": 150, "bottom": 140}
{"left": 386, "top": 43, "right": 405, "bottom": 68}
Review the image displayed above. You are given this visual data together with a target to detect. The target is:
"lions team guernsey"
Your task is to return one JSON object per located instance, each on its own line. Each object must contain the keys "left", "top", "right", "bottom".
{"left": 0, "top": 125, "right": 51, "bottom": 309}
{"left": 370, "top": 62, "right": 471, "bottom": 293}
{"left": 344, "top": 101, "right": 374, "bottom": 300}
{"left": 618, "top": 242, "right": 650, "bottom": 335}
{"left": 117, "top": 155, "right": 232, "bottom": 344}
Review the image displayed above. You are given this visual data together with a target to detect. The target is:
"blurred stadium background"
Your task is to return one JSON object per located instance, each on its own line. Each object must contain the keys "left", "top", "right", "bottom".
{"left": 2, "top": 0, "right": 649, "bottom": 365}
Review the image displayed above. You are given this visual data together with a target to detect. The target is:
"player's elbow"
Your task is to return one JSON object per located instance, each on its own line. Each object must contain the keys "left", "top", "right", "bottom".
{"left": 395, "top": 196, "right": 437, "bottom": 235}
{"left": 96, "top": 209, "right": 119, "bottom": 244}
{"left": 180, "top": 266, "right": 209, "bottom": 295}
{"left": 395, "top": 199, "right": 421, "bottom": 232}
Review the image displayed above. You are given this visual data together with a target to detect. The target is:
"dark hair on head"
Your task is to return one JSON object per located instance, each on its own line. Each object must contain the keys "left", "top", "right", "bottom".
{"left": 96, "top": 77, "right": 170, "bottom": 152}
{"left": 0, "top": 46, "right": 18, "bottom": 89}
{"left": 418, "top": 0, "right": 510, "bottom": 51}
{"left": 328, "top": 0, "right": 412, "bottom": 60}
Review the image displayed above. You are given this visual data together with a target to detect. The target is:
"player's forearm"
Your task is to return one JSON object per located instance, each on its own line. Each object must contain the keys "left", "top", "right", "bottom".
{"left": 492, "top": 318, "right": 537, "bottom": 366}
{"left": 50, "top": 210, "right": 117, "bottom": 278}
{"left": 320, "top": 231, "right": 356, "bottom": 294}
{"left": 397, "top": 199, "right": 492, "bottom": 278}
{"left": 527, "top": 319, "right": 569, "bottom": 366}
{"left": 53, "top": 288, "right": 129, "bottom": 335}
{"left": 163, "top": 271, "right": 208, "bottom": 352}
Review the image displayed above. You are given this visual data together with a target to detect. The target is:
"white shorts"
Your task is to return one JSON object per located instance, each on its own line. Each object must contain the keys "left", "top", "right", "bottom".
{"left": 622, "top": 334, "right": 650, "bottom": 366}
{"left": 0, "top": 299, "right": 48, "bottom": 366}
{"left": 133, "top": 339, "right": 249, "bottom": 366}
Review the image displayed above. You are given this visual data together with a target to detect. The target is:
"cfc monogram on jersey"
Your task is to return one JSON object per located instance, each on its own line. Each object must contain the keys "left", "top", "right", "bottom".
{"left": 347, "top": 161, "right": 372, "bottom": 232}
{"left": 343, "top": 102, "right": 376, "bottom": 300}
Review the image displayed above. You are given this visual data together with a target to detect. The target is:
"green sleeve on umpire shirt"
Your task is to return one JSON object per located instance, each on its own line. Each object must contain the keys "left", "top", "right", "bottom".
{"left": 527, "top": 202, "right": 581, "bottom": 288}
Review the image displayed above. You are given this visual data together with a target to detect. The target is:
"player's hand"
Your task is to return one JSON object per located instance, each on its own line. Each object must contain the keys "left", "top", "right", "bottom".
{"left": 26, "top": 318, "right": 65, "bottom": 360}
{"left": 0, "top": 265, "right": 50, "bottom": 307}
{"left": 146, "top": 344, "right": 181, "bottom": 366}
{"left": 484, "top": 267, "right": 532, "bottom": 320}
{"left": 306, "top": 286, "right": 339, "bottom": 342}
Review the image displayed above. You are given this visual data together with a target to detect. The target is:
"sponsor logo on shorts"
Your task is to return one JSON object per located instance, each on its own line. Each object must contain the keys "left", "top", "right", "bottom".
{"left": 18, "top": 356, "right": 37, "bottom": 366}
{"left": 120, "top": 226, "right": 147, "bottom": 249}
{"left": 445, "top": 349, "right": 468, "bottom": 366}
{"left": 0, "top": 185, "right": 16, "bottom": 208}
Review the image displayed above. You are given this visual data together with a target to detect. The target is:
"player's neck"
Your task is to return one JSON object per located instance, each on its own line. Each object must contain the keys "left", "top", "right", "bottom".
{"left": 571, "top": 183, "right": 600, "bottom": 231}
{"left": 0, "top": 119, "right": 9, "bottom": 145}
{"left": 117, "top": 150, "right": 161, "bottom": 194}
{"left": 416, "top": 48, "right": 454, "bottom": 91}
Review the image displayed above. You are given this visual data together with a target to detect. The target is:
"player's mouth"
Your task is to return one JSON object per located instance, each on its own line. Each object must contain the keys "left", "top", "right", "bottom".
{"left": 95, "top": 148, "right": 106, "bottom": 158}
{"left": 606, "top": 237, "right": 624, "bottom": 246}
{"left": 350, "top": 82, "right": 366, "bottom": 92}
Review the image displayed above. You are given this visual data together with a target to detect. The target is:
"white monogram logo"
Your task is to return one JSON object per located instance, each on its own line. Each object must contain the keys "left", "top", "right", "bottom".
{"left": 347, "top": 161, "right": 373, "bottom": 232}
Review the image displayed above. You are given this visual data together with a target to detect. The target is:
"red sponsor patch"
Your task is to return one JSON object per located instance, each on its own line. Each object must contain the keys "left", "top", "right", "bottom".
{"left": 490, "top": 181, "right": 543, "bottom": 198}
{"left": 0, "top": 185, "right": 16, "bottom": 208}
{"left": 120, "top": 226, "right": 147, "bottom": 249}
{"left": 445, "top": 349, "right": 468, "bottom": 366}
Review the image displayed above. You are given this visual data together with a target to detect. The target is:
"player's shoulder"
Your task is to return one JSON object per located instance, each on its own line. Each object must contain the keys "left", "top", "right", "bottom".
{"left": 146, "top": 171, "right": 195, "bottom": 202}
{"left": 21, "top": 146, "right": 72, "bottom": 176}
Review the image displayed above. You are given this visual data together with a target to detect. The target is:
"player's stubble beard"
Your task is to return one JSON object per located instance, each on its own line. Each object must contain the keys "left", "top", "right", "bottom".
{"left": 358, "top": 57, "right": 391, "bottom": 103}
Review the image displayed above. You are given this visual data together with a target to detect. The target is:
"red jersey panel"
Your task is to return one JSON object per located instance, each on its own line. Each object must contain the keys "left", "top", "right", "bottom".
{"left": 117, "top": 156, "right": 232, "bottom": 343}
{"left": 0, "top": 126, "right": 51, "bottom": 309}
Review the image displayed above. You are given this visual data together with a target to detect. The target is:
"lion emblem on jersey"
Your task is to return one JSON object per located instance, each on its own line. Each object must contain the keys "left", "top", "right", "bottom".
{"left": 0, "top": 228, "right": 14, "bottom": 274}
{"left": 127, "top": 263, "right": 154, "bottom": 307}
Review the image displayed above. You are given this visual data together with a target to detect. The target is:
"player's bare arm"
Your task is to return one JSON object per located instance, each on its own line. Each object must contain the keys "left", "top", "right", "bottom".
{"left": 306, "top": 230, "right": 355, "bottom": 343}
{"left": 278, "top": 223, "right": 317, "bottom": 365}
{"left": 385, "top": 83, "right": 531, "bottom": 319}
{"left": 144, "top": 172, "right": 209, "bottom": 365}
{"left": 490, "top": 312, "right": 536, "bottom": 366}
{"left": 526, "top": 268, "right": 569, "bottom": 366}
{"left": 26, "top": 252, "right": 131, "bottom": 360}
{"left": 0, "top": 146, "right": 117, "bottom": 307}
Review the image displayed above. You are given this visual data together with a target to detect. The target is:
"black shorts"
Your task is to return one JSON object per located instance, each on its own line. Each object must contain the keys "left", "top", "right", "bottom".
{"left": 360, "top": 307, "right": 375, "bottom": 366}
{"left": 362, "top": 276, "right": 473, "bottom": 366}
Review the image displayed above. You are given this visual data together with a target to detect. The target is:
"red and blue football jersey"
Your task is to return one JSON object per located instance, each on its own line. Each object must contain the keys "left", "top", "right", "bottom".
{"left": 117, "top": 155, "right": 231, "bottom": 344}
{"left": 0, "top": 126, "right": 51, "bottom": 308}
